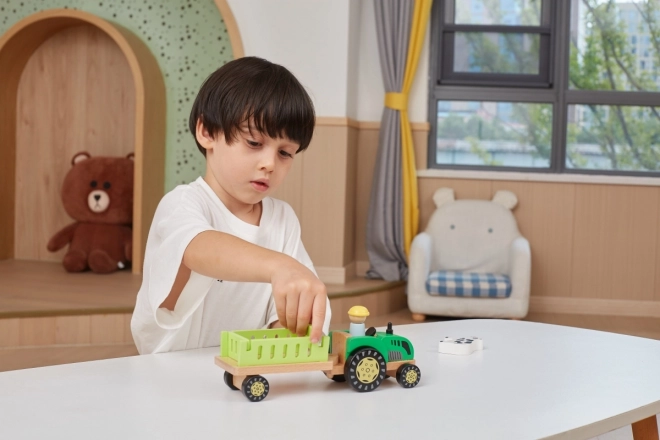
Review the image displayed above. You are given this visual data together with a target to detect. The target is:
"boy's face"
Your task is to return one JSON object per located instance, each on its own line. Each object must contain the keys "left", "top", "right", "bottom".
{"left": 197, "top": 120, "right": 299, "bottom": 213}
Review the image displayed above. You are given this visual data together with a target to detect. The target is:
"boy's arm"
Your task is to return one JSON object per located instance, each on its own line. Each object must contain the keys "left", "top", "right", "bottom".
{"left": 160, "top": 230, "right": 327, "bottom": 343}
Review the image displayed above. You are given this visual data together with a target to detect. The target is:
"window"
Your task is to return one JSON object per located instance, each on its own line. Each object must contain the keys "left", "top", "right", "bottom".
{"left": 435, "top": 100, "right": 552, "bottom": 168}
{"left": 435, "top": 0, "right": 553, "bottom": 87}
{"left": 429, "top": 0, "right": 660, "bottom": 176}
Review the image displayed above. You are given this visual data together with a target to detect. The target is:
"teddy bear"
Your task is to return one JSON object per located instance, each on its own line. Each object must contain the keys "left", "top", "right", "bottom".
{"left": 47, "top": 152, "right": 134, "bottom": 274}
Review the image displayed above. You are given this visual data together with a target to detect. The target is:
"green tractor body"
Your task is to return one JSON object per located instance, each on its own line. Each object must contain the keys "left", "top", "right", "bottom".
{"left": 339, "top": 331, "right": 415, "bottom": 362}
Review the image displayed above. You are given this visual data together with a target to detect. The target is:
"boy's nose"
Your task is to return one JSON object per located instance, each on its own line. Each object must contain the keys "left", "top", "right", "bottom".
{"left": 258, "top": 152, "right": 276, "bottom": 171}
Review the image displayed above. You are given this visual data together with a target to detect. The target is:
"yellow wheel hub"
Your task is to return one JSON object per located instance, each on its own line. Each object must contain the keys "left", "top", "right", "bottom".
{"left": 355, "top": 357, "right": 379, "bottom": 383}
{"left": 405, "top": 370, "right": 418, "bottom": 384}
{"left": 250, "top": 381, "right": 265, "bottom": 397}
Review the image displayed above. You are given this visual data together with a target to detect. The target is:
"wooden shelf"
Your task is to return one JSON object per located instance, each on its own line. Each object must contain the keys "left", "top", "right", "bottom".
{"left": 0, "top": 260, "right": 140, "bottom": 319}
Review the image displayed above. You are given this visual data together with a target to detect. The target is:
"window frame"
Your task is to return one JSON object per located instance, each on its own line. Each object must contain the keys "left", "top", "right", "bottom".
{"left": 436, "top": 0, "right": 555, "bottom": 88}
{"left": 427, "top": 0, "right": 660, "bottom": 177}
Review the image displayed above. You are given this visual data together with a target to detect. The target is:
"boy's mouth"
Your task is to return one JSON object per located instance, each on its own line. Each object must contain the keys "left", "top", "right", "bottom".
{"left": 251, "top": 180, "right": 270, "bottom": 192}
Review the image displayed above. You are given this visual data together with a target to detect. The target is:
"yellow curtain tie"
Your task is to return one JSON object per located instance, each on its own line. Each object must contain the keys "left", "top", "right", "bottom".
{"left": 385, "top": 92, "right": 408, "bottom": 111}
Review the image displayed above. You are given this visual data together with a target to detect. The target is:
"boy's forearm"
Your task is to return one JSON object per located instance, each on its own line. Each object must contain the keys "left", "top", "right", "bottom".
{"left": 183, "top": 230, "right": 289, "bottom": 283}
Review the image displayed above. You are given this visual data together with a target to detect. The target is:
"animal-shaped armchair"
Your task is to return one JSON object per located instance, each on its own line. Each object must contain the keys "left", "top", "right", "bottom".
{"left": 407, "top": 188, "right": 531, "bottom": 321}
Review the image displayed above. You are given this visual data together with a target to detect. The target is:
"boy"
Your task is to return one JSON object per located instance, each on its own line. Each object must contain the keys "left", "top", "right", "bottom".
{"left": 131, "top": 57, "right": 330, "bottom": 354}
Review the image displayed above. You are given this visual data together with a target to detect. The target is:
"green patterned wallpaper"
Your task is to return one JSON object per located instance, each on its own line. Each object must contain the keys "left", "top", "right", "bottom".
{"left": 0, "top": 0, "right": 233, "bottom": 191}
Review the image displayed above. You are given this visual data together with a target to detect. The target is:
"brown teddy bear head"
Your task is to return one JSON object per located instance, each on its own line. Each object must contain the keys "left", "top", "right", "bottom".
{"left": 61, "top": 152, "right": 134, "bottom": 225}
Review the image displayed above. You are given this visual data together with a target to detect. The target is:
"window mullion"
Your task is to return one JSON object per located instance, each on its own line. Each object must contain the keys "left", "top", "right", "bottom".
{"left": 553, "top": 0, "right": 572, "bottom": 173}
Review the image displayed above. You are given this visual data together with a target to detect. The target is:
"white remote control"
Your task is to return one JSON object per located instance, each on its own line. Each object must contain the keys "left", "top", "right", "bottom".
{"left": 438, "top": 337, "right": 483, "bottom": 355}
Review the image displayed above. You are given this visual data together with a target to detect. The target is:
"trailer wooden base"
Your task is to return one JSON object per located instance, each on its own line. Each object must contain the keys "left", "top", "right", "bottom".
{"left": 215, "top": 354, "right": 339, "bottom": 376}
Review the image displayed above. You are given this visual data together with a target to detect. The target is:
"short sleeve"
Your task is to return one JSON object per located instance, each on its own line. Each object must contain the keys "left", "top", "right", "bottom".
{"left": 149, "top": 199, "right": 215, "bottom": 327}
{"left": 131, "top": 189, "right": 216, "bottom": 354}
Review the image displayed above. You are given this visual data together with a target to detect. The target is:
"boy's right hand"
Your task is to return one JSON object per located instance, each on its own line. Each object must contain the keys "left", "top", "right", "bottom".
{"left": 270, "top": 257, "right": 327, "bottom": 344}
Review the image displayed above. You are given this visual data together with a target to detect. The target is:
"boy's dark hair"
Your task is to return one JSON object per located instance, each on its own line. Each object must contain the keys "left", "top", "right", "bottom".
{"left": 189, "top": 57, "right": 315, "bottom": 156}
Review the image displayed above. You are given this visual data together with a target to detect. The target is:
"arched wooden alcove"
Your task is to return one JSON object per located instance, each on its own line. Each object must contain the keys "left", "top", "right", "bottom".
{"left": 0, "top": 9, "right": 165, "bottom": 274}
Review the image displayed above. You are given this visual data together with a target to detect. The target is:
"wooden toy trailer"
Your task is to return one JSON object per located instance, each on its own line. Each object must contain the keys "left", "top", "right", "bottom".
{"left": 215, "top": 324, "right": 421, "bottom": 402}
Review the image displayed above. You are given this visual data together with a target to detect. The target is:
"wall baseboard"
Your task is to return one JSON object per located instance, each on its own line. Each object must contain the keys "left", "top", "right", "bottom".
{"left": 316, "top": 261, "right": 357, "bottom": 284}
{"left": 529, "top": 297, "right": 660, "bottom": 318}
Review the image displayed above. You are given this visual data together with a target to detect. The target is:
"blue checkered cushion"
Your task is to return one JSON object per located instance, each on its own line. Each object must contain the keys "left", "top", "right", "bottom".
{"left": 426, "top": 271, "right": 512, "bottom": 298}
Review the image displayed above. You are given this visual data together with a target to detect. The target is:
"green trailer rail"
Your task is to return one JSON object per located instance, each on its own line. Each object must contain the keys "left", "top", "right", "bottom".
{"left": 220, "top": 327, "right": 330, "bottom": 367}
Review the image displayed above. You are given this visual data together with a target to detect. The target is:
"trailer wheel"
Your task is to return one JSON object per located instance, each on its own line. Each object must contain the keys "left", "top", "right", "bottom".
{"left": 396, "top": 364, "right": 421, "bottom": 388}
{"left": 242, "top": 375, "right": 269, "bottom": 402}
{"left": 223, "top": 371, "right": 239, "bottom": 390}
{"left": 345, "top": 347, "right": 386, "bottom": 392}
{"left": 329, "top": 374, "right": 346, "bottom": 382}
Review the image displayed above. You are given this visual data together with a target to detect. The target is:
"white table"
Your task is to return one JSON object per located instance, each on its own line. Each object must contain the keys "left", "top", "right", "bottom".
{"left": 1, "top": 320, "right": 659, "bottom": 440}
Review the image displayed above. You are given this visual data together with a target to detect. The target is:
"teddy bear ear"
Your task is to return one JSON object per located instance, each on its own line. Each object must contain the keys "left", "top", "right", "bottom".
{"left": 71, "top": 152, "right": 91, "bottom": 166}
{"left": 126, "top": 153, "right": 135, "bottom": 161}
{"left": 492, "top": 190, "right": 518, "bottom": 210}
{"left": 433, "top": 187, "right": 455, "bottom": 208}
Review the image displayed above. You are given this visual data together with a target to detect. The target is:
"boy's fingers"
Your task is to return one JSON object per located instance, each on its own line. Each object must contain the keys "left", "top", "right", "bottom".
{"left": 285, "top": 291, "right": 299, "bottom": 334}
{"left": 309, "top": 293, "right": 327, "bottom": 343}
{"left": 296, "top": 293, "right": 314, "bottom": 337}
{"left": 275, "top": 293, "right": 287, "bottom": 331}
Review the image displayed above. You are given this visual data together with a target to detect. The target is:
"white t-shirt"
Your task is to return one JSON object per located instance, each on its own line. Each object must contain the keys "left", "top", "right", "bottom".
{"left": 131, "top": 177, "right": 331, "bottom": 354}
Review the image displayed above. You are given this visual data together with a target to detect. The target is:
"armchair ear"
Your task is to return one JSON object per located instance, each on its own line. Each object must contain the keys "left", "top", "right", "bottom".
{"left": 492, "top": 190, "right": 518, "bottom": 210}
{"left": 433, "top": 187, "right": 455, "bottom": 208}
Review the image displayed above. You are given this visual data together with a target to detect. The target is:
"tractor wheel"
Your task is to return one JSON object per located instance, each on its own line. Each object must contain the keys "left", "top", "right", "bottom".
{"left": 344, "top": 347, "right": 387, "bottom": 392}
{"left": 396, "top": 364, "right": 421, "bottom": 388}
{"left": 223, "top": 371, "right": 239, "bottom": 390}
{"left": 241, "top": 375, "right": 269, "bottom": 402}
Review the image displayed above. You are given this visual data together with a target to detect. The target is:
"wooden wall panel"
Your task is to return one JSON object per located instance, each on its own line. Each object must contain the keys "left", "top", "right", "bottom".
{"left": 1, "top": 313, "right": 132, "bottom": 349}
{"left": 413, "top": 129, "right": 429, "bottom": 171}
{"left": 301, "top": 125, "right": 349, "bottom": 267}
{"left": 14, "top": 25, "right": 135, "bottom": 261}
{"left": 528, "top": 183, "right": 576, "bottom": 298}
{"left": 0, "top": 318, "right": 20, "bottom": 347}
{"left": 90, "top": 314, "right": 127, "bottom": 344}
{"left": 55, "top": 315, "right": 91, "bottom": 345}
{"left": 18, "top": 317, "right": 56, "bottom": 346}
{"left": 571, "top": 185, "right": 658, "bottom": 301}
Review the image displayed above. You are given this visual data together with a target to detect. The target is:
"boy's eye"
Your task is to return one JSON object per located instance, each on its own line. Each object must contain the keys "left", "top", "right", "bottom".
{"left": 279, "top": 150, "right": 293, "bottom": 158}
{"left": 247, "top": 140, "right": 260, "bottom": 147}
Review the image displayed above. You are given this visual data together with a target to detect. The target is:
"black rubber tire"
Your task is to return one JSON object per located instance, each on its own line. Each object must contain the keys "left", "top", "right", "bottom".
{"left": 344, "top": 347, "right": 387, "bottom": 392}
{"left": 241, "top": 375, "right": 270, "bottom": 402}
{"left": 396, "top": 364, "right": 421, "bottom": 388}
{"left": 329, "top": 374, "right": 346, "bottom": 382}
{"left": 223, "top": 371, "right": 239, "bottom": 390}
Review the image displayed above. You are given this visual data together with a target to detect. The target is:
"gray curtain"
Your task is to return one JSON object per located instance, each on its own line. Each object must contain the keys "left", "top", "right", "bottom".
{"left": 366, "top": 0, "right": 413, "bottom": 281}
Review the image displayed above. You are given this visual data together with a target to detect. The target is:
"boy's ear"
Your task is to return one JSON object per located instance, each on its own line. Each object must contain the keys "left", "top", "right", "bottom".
{"left": 195, "top": 119, "right": 215, "bottom": 151}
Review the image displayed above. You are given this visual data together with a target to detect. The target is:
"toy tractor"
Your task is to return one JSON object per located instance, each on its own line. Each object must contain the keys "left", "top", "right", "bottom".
{"left": 215, "top": 306, "right": 421, "bottom": 402}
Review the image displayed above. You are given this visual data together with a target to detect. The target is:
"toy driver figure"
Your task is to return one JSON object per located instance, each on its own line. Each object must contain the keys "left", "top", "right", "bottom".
{"left": 348, "top": 306, "right": 369, "bottom": 337}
